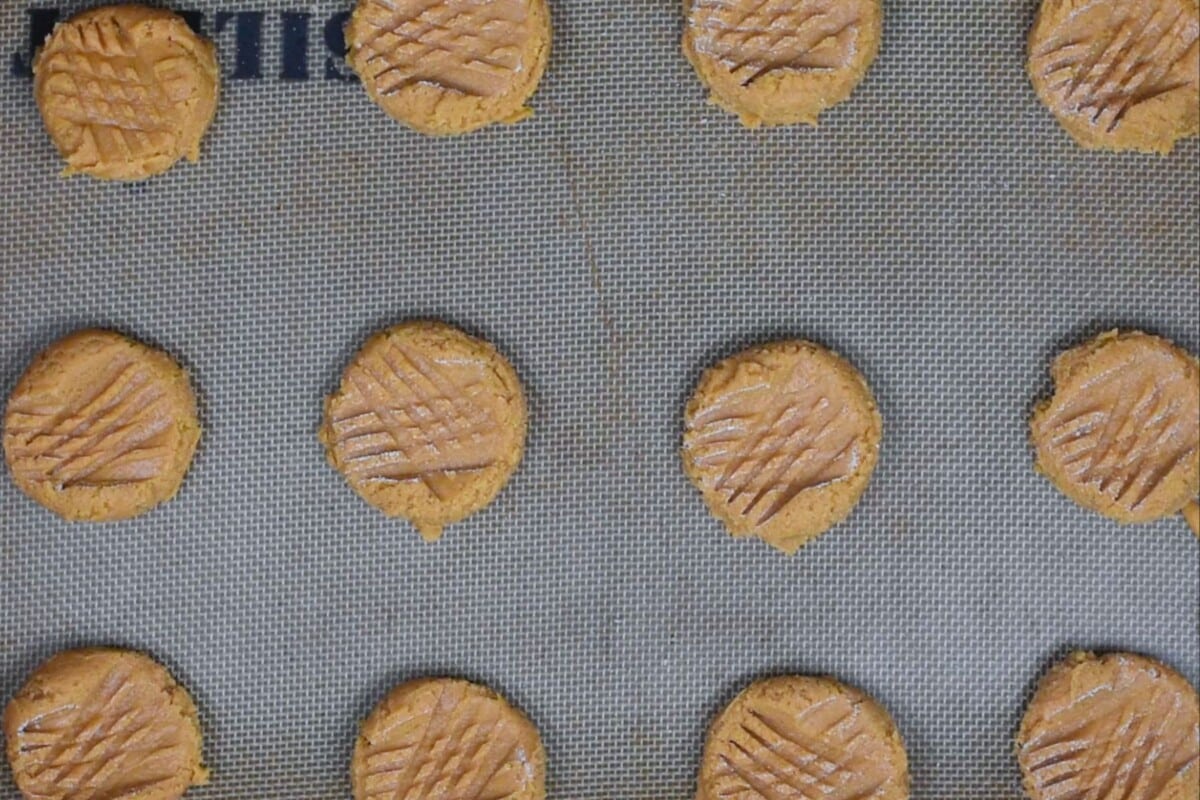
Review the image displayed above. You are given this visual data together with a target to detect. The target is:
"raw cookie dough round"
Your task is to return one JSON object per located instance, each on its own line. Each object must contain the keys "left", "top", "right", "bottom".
{"left": 352, "top": 677, "right": 545, "bottom": 800}
{"left": 1028, "top": 0, "right": 1200, "bottom": 154}
{"left": 33, "top": 5, "right": 220, "bottom": 180}
{"left": 3, "top": 329, "right": 201, "bottom": 522}
{"left": 346, "top": 0, "right": 552, "bottom": 135}
{"left": 682, "top": 0, "right": 883, "bottom": 127}
{"left": 4, "top": 648, "right": 208, "bottom": 800}
{"left": 1031, "top": 330, "right": 1199, "bottom": 528}
{"left": 319, "top": 321, "right": 527, "bottom": 540}
{"left": 682, "top": 340, "right": 882, "bottom": 554}
{"left": 1017, "top": 652, "right": 1199, "bottom": 800}
{"left": 698, "top": 675, "right": 909, "bottom": 800}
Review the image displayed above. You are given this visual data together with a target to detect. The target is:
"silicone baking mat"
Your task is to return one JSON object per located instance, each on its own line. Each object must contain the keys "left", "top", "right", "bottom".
{"left": 1, "top": 1, "right": 1198, "bottom": 797}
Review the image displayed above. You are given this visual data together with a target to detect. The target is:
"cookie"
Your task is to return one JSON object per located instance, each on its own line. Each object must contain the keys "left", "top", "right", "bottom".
{"left": 33, "top": 5, "right": 220, "bottom": 180}
{"left": 1028, "top": 0, "right": 1200, "bottom": 154}
{"left": 682, "top": 0, "right": 883, "bottom": 127}
{"left": 352, "top": 677, "right": 544, "bottom": 800}
{"left": 1017, "top": 651, "right": 1199, "bottom": 800}
{"left": 320, "top": 321, "right": 526, "bottom": 540}
{"left": 4, "top": 648, "right": 208, "bottom": 800}
{"left": 3, "top": 329, "right": 201, "bottom": 522}
{"left": 682, "top": 340, "right": 882, "bottom": 554}
{"left": 346, "top": 0, "right": 551, "bottom": 135}
{"left": 698, "top": 675, "right": 909, "bottom": 800}
{"left": 1031, "top": 330, "right": 1199, "bottom": 532}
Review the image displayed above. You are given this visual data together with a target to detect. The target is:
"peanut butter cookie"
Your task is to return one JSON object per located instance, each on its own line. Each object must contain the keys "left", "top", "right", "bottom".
{"left": 346, "top": 0, "right": 552, "bottom": 135}
{"left": 33, "top": 5, "right": 220, "bottom": 180}
{"left": 352, "top": 677, "right": 544, "bottom": 800}
{"left": 1028, "top": 0, "right": 1200, "bottom": 154}
{"left": 3, "top": 329, "right": 201, "bottom": 522}
{"left": 682, "top": 0, "right": 883, "bottom": 127}
{"left": 682, "top": 340, "right": 882, "bottom": 554}
{"left": 698, "top": 675, "right": 909, "bottom": 800}
{"left": 1031, "top": 330, "right": 1199, "bottom": 535}
{"left": 4, "top": 648, "right": 208, "bottom": 800}
{"left": 1017, "top": 652, "right": 1199, "bottom": 800}
{"left": 320, "top": 321, "right": 527, "bottom": 540}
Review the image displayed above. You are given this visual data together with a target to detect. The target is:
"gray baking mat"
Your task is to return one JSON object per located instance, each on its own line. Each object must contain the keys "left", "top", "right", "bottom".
{"left": 2, "top": 1, "right": 1198, "bottom": 798}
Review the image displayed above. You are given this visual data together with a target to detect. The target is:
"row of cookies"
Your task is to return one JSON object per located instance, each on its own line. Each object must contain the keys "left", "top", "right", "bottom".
{"left": 4, "top": 324, "right": 1198, "bottom": 546}
{"left": 32, "top": 0, "right": 1200, "bottom": 180}
{"left": 4, "top": 646, "right": 1198, "bottom": 798}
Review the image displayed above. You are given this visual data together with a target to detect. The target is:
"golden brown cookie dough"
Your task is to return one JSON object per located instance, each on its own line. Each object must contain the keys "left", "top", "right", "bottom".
{"left": 320, "top": 321, "right": 527, "bottom": 541}
{"left": 699, "top": 675, "right": 909, "bottom": 800}
{"left": 3, "top": 329, "right": 201, "bottom": 522}
{"left": 33, "top": 5, "right": 220, "bottom": 180}
{"left": 352, "top": 677, "right": 545, "bottom": 800}
{"left": 4, "top": 648, "right": 208, "bottom": 800}
{"left": 1028, "top": 0, "right": 1200, "bottom": 154}
{"left": 1031, "top": 330, "right": 1199, "bottom": 531}
{"left": 682, "top": 340, "right": 882, "bottom": 554}
{"left": 682, "top": 0, "right": 883, "bottom": 127}
{"left": 1017, "top": 652, "right": 1200, "bottom": 800}
{"left": 346, "top": 0, "right": 552, "bottom": 135}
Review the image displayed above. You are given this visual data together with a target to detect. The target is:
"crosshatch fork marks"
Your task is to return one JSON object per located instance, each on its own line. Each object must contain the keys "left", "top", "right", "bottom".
{"left": 1040, "top": 359, "right": 1198, "bottom": 510}
{"left": 688, "top": 379, "right": 861, "bottom": 526}
{"left": 1032, "top": 0, "right": 1200, "bottom": 133}
{"left": 689, "top": 0, "right": 864, "bottom": 85}
{"left": 37, "top": 14, "right": 189, "bottom": 165}
{"left": 16, "top": 664, "right": 182, "bottom": 800}
{"left": 329, "top": 340, "right": 500, "bottom": 500}
{"left": 357, "top": 684, "right": 531, "bottom": 800}
{"left": 1021, "top": 674, "right": 1200, "bottom": 798}
{"left": 355, "top": 0, "right": 528, "bottom": 97}
{"left": 5, "top": 358, "right": 172, "bottom": 490}
{"left": 709, "top": 697, "right": 894, "bottom": 800}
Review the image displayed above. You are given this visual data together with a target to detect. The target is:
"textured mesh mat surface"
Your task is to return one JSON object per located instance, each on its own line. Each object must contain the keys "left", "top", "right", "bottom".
{"left": 2, "top": 1, "right": 1198, "bottom": 797}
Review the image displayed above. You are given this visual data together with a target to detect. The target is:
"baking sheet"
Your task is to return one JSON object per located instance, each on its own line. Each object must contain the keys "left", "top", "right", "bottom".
{"left": 2, "top": 1, "right": 1198, "bottom": 797}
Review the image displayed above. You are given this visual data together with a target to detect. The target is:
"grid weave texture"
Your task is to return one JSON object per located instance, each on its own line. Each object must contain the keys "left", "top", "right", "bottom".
{"left": 2, "top": 1, "right": 1198, "bottom": 798}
